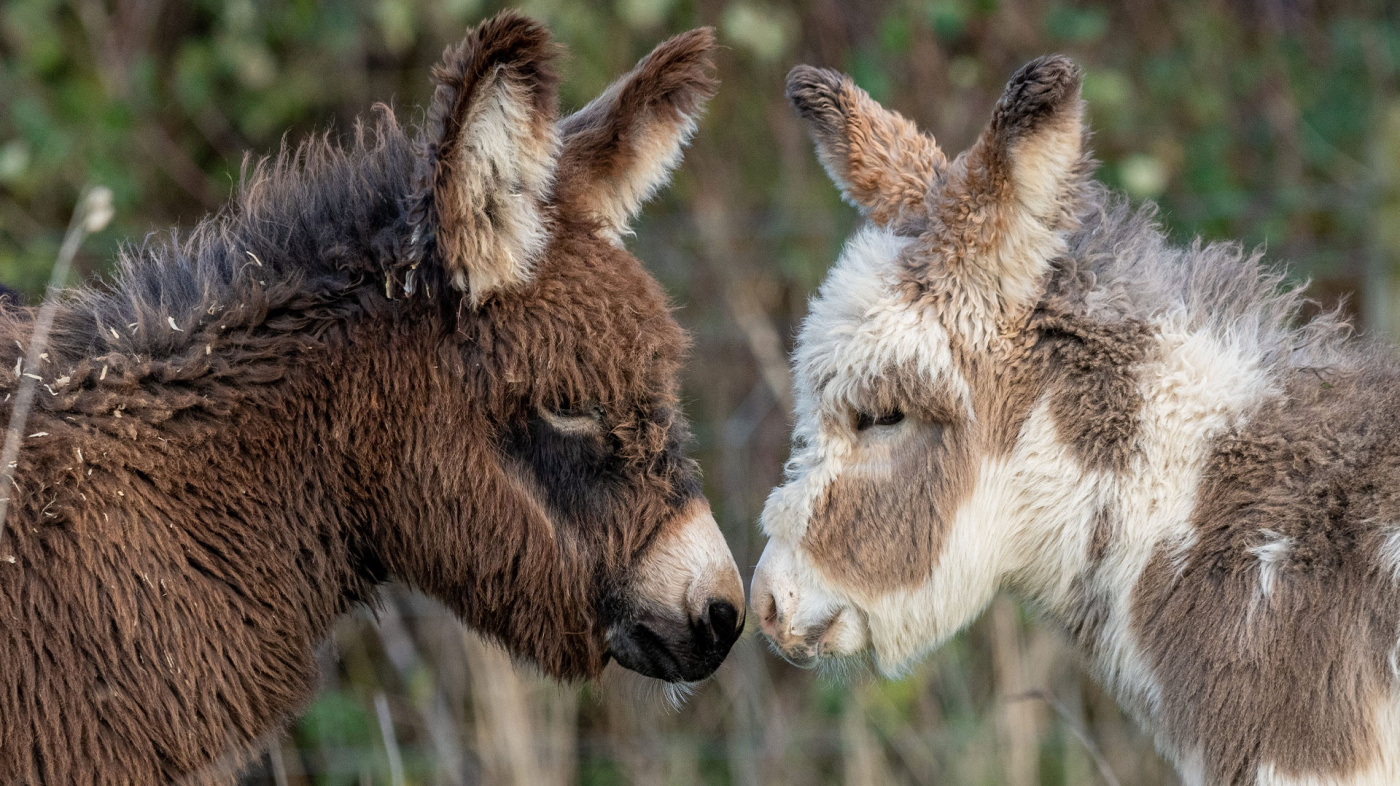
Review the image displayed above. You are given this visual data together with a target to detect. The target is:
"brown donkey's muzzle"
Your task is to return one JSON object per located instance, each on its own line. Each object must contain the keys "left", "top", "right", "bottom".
{"left": 607, "top": 502, "right": 745, "bottom": 682}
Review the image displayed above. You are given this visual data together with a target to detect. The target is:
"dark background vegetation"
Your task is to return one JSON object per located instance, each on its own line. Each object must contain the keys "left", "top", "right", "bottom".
{"left": 5, "top": 1, "right": 1400, "bottom": 784}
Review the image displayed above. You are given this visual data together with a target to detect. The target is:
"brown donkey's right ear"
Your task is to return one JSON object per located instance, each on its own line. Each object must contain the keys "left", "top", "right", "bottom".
{"left": 785, "top": 66, "right": 947, "bottom": 233}
{"left": 410, "top": 11, "right": 561, "bottom": 303}
{"left": 554, "top": 28, "right": 719, "bottom": 240}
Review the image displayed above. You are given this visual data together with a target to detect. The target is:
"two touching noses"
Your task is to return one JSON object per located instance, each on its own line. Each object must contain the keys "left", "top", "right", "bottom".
{"left": 624, "top": 497, "right": 854, "bottom": 677}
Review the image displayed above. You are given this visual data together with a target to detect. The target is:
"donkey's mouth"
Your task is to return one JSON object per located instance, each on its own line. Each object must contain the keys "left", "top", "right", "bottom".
{"left": 606, "top": 602, "right": 742, "bottom": 682}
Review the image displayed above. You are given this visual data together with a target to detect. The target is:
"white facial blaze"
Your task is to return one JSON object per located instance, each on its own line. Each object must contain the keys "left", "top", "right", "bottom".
{"left": 756, "top": 225, "right": 974, "bottom": 667}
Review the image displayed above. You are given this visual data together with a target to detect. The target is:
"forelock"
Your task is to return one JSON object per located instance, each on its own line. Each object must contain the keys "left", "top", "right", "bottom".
{"left": 793, "top": 226, "right": 966, "bottom": 424}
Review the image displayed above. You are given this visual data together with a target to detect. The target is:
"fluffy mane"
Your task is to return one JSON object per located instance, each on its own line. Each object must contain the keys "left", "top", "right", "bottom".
{"left": 1, "top": 111, "right": 423, "bottom": 394}
{"left": 1051, "top": 183, "right": 1360, "bottom": 374}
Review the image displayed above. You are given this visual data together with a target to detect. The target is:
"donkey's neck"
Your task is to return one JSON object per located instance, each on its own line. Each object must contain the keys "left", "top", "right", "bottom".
{"left": 1004, "top": 320, "right": 1280, "bottom": 712}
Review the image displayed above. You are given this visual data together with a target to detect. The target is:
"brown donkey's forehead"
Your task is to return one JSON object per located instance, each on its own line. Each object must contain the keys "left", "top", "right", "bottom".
{"left": 475, "top": 224, "right": 687, "bottom": 412}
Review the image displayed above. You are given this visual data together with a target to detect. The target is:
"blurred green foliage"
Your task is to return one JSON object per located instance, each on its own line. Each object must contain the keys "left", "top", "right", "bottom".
{"left": 5, "top": 1, "right": 1400, "bottom": 784}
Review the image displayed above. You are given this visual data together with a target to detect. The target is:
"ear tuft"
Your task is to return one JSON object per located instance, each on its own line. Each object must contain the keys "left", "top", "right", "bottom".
{"left": 786, "top": 66, "right": 946, "bottom": 233}
{"left": 410, "top": 11, "right": 562, "bottom": 303}
{"left": 988, "top": 55, "right": 1083, "bottom": 144}
{"left": 784, "top": 65, "right": 848, "bottom": 144}
{"left": 917, "top": 55, "right": 1089, "bottom": 316}
{"left": 554, "top": 28, "right": 718, "bottom": 239}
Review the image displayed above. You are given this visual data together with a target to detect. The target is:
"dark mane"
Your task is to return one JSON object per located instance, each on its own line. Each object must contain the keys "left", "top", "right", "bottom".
{"left": 7, "top": 110, "right": 422, "bottom": 388}
{"left": 1050, "top": 183, "right": 1359, "bottom": 373}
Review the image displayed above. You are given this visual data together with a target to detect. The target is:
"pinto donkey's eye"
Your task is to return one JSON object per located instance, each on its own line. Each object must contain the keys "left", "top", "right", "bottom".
{"left": 855, "top": 410, "right": 905, "bottom": 431}
{"left": 540, "top": 402, "right": 606, "bottom": 435}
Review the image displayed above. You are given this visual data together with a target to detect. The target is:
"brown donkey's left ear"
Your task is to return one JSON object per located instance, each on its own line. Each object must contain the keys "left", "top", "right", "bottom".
{"left": 554, "top": 29, "right": 718, "bottom": 239}
{"left": 412, "top": 12, "right": 561, "bottom": 302}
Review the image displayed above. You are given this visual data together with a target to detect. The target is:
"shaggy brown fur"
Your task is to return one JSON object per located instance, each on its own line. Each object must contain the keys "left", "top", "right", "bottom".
{"left": 1133, "top": 365, "right": 1400, "bottom": 783}
{"left": 0, "top": 13, "right": 737, "bottom": 785}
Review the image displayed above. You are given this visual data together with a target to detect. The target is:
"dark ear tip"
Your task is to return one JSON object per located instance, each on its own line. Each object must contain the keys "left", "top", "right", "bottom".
{"left": 436, "top": 10, "right": 558, "bottom": 87}
{"left": 629, "top": 27, "right": 720, "bottom": 111}
{"left": 473, "top": 9, "right": 552, "bottom": 49}
{"left": 649, "top": 27, "right": 720, "bottom": 82}
{"left": 1022, "top": 54, "right": 1082, "bottom": 89}
{"left": 1006, "top": 54, "right": 1083, "bottom": 102}
{"left": 670, "top": 26, "right": 718, "bottom": 53}
{"left": 785, "top": 66, "right": 846, "bottom": 115}
{"left": 993, "top": 55, "right": 1083, "bottom": 134}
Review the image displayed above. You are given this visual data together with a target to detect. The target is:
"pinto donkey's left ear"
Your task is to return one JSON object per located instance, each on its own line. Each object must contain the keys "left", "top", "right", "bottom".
{"left": 921, "top": 55, "right": 1090, "bottom": 314}
{"left": 411, "top": 11, "right": 561, "bottom": 302}
{"left": 553, "top": 28, "right": 718, "bottom": 239}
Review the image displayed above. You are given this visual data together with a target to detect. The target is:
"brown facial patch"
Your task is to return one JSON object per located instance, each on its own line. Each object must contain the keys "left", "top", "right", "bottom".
{"left": 785, "top": 66, "right": 947, "bottom": 234}
{"left": 555, "top": 28, "right": 717, "bottom": 237}
{"left": 1131, "top": 368, "right": 1400, "bottom": 783}
{"left": 1029, "top": 306, "right": 1151, "bottom": 474}
{"left": 802, "top": 372, "right": 977, "bottom": 593}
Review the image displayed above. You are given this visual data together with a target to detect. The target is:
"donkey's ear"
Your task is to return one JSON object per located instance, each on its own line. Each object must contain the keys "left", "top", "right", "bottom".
{"left": 553, "top": 28, "right": 718, "bottom": 239}
{"left": 923, "top": 56, "right": 1088, "bottom": 312}
{"left": 411, "top": 12, "right": 561, "bottom": 302}
{"left": 786, "top": 66, "right": 946, "bottom": 232}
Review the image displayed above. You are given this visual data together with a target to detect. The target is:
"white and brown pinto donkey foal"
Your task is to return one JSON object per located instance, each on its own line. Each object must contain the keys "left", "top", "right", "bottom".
{"left": 752, "top": 56, "right": 1400, "bottom": 785}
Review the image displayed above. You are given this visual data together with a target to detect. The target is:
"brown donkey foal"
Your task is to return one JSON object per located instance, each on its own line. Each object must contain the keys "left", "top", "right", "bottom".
{"left": 755, "top": 56, "right": 1400, "bottom": 784}
{"left": 0, "top": 13, "right": 743, "bottom": 785}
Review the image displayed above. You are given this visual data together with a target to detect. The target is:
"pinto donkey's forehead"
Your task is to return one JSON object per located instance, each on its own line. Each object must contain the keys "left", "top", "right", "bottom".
{"left": 792, "top": 226, "right": 966, "bottom": 424}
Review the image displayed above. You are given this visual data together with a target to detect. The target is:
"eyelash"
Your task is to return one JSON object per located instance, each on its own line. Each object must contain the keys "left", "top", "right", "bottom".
{"left": 855, "top": 410, "right": 905, "bottom": 431}
{"left": 540, "top": 402, "right": 605, "bottom": 433}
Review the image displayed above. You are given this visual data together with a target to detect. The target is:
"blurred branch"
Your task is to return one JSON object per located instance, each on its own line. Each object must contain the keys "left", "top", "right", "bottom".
{"left": 691, "top": 177, "right": 794, "bottom": 414}
{"left": 725, "top": 283, "right": 794, "bottom": 414}
{"left": 0, "top": 186, "right": 112, "bottom": 551}
{"left": 373, "top": 596, "right": 468, "bottom": 785}
{"left": 991, "top": 598, "right": 1040, "bottom": 786}
{"left": 373, "top": 692, "right": 407, "bottom": 786}
{"left": 463, "top": 630, "right": 578, "bottom": 786}
{"left": 1008, "top": 690, "right": 1123, "bottom": 786}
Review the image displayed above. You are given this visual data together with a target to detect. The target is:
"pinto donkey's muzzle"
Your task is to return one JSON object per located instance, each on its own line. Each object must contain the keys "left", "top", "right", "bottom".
{"left": 607, "top": 502, "right": 745, "bottom": 682}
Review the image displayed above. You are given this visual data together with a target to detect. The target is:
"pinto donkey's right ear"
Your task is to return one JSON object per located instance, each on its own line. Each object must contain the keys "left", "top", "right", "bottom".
{"left": 411, "top": 12, "right": 561, "bottom": 303}
{"left": 785, "top": 66, "right": 947, "bottom": 233}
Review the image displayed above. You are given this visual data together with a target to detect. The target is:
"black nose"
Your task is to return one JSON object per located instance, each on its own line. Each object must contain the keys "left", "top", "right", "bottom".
{"left": 700, "top": 599, "right": 742, "bottom": 645}
{"left": 607, "top": 599, "right": 744, "bottom": 683}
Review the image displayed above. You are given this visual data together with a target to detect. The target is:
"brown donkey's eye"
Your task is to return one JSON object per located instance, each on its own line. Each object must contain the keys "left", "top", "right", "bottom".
{"left": 540, "top": 402, "right": 605, "bottom": 434}
{"left": 855, "top": 410, "right": 904, "bottom": 431}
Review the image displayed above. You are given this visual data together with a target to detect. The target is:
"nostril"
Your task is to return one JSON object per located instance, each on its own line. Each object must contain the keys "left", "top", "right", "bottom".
{"left": 706, "top": 599, "right": 740, "bottom": 640}
{"left": 755, "top": 590, "right": 778, "bottom": 638}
